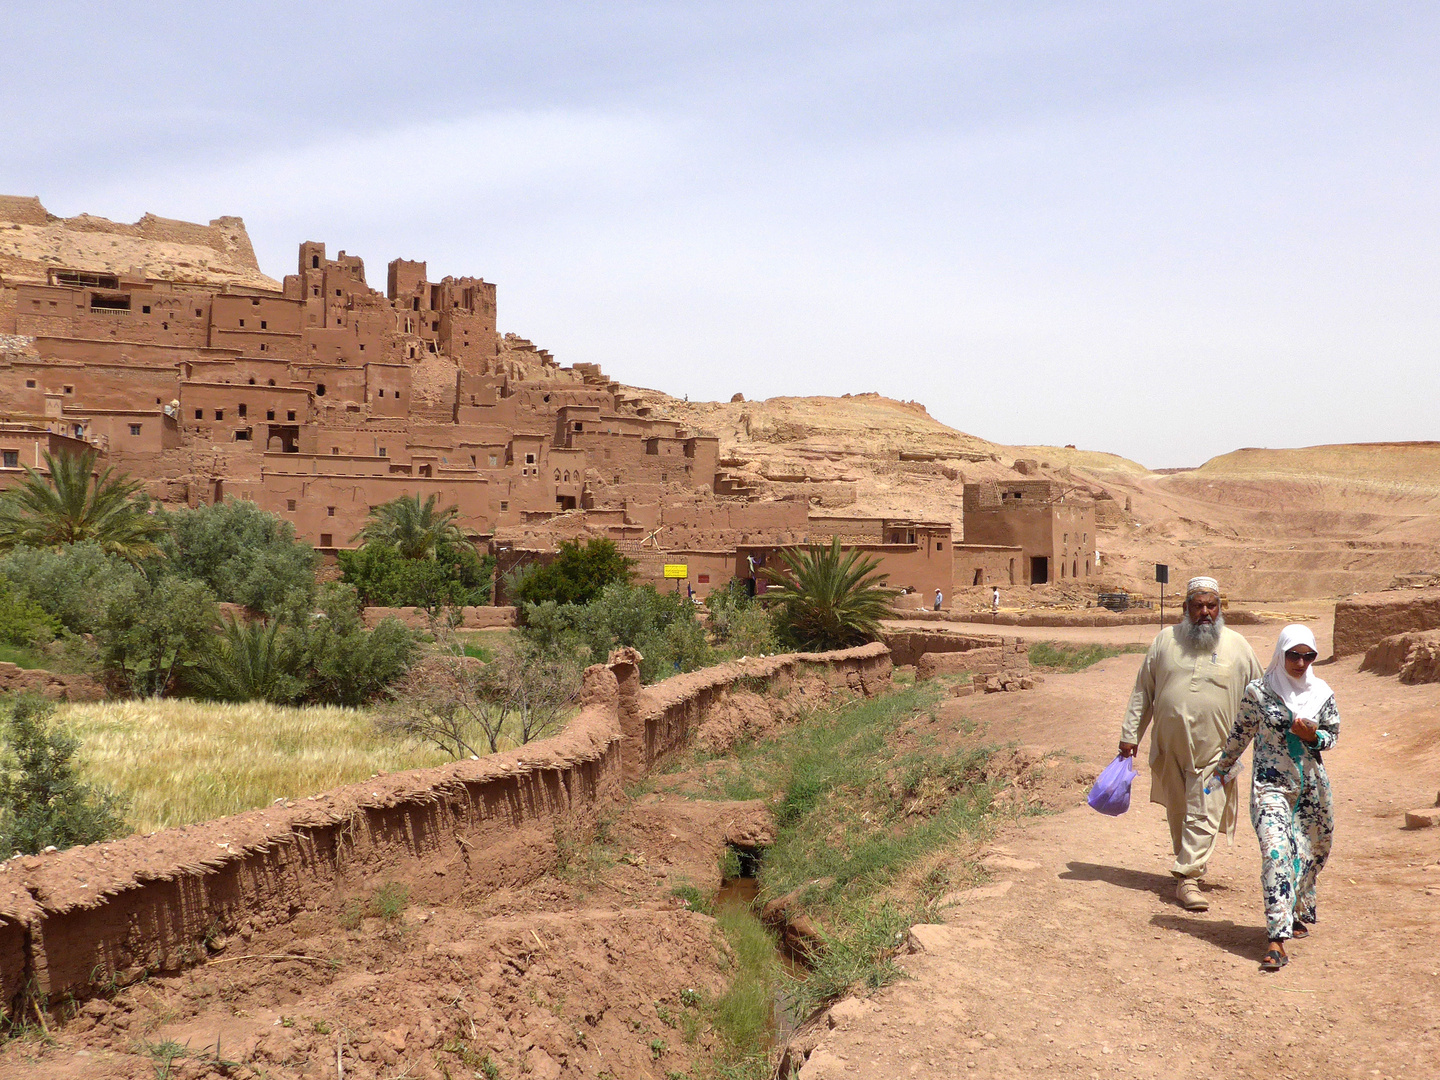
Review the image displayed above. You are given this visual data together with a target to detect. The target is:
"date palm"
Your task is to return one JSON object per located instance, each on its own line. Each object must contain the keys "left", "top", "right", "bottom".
{"left": 759, "top": 537, "right": 898, "bottom": 651}
{"left": 352, "top": 492, "right": 465, "bottom": 560}
{"left": 0, "top": 448, "right": 168, "bottom": 563}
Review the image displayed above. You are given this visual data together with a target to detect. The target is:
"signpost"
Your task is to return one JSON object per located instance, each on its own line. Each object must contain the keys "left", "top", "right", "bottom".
{"left": 1155, "top": 563, "right": 1169, "bottom": 626}
{"left": 664, "top": 563, "right": 688, "bottom": 594}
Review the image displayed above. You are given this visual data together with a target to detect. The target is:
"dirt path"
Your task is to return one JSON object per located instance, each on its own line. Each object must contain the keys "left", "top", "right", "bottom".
{"left": 797, "top": 618, "right": 1440, "bottom": 1079}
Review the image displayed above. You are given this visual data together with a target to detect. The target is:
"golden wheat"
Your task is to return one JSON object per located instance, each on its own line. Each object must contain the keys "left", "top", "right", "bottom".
{"left": 59, "top": 699, "right": 451, "bottom": 834}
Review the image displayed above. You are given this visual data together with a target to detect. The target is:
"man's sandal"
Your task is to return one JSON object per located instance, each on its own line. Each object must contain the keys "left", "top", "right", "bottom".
{"left": 1291, "top": 922, "right": 1309, "bottom": 939}
{"left": 1261, "top": 948, "right": 1288, "bottom": 972}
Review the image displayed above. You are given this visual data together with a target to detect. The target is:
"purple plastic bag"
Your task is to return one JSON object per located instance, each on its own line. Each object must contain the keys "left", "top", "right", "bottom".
{"left": 1087, "top": 755, "right": 1137, "bottom": 816}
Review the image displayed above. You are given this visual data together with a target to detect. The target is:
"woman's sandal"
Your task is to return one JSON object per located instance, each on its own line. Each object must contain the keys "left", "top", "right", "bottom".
{"left": 1261, "top": 947, "right": 1289, "bottom": 972}
{"left": 1291, "top": 922, "right": 1309, "bottom": 939}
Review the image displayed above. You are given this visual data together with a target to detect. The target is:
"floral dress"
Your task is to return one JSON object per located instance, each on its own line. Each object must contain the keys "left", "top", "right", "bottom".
{"left": 1212, "top": 678, "right": 1339, "bottom": 941}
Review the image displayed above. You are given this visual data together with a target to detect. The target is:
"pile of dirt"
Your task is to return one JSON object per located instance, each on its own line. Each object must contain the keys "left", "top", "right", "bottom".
{"left": 1361, "top": 629, "right": 1440, "bottom": 684}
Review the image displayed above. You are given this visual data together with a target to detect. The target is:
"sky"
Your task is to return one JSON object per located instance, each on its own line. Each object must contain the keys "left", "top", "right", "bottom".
{"left": 3, "top": 1, "right": 1437, "bottom": 468}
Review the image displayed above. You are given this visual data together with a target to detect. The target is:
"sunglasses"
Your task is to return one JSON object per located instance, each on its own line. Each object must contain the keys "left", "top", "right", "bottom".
{"left": 1284, "top": 649, "right": 1318, "bottom": 664}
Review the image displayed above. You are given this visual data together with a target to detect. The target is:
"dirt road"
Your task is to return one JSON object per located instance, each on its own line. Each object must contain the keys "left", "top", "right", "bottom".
{"left": 797, "top": 618, "right": 1440, "bottom": 1079}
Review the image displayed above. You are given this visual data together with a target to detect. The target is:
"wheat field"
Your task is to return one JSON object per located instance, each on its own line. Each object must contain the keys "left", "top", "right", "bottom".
{"left": 59, "top": 699, "right": 451, "bottom": 834}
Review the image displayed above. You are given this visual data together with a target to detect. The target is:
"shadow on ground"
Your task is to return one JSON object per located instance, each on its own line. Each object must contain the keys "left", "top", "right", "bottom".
{"left": 1059, "top": 861, "right": 1173, "bottom": 896}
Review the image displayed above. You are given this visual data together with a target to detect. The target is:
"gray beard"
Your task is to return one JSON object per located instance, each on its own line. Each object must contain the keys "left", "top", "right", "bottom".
{"left": 1177, "top": 612, "right": 1224, "bottom": 653}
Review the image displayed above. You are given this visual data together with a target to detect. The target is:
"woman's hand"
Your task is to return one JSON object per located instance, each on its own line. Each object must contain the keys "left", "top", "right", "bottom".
{"left": 1290, "top": 717, "right": 1318, "bottom": 744}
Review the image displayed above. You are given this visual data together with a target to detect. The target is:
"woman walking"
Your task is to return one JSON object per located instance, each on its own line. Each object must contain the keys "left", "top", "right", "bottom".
{"left": 1209, "top": 625, "right": 1339, "bottom": 972}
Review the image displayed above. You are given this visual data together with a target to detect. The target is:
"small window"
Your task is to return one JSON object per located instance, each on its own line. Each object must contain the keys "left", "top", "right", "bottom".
{"left": 238, "top": 404, "right": 247, "bottom": 417}
{"left": 500, "top": 501, "right": 509, "bottom": 512}
{"left": 332, "top": 447, "right": 340, "bottom": 455}
{"left": 327, "top": 506, "right": 335, "bottom": 517}
{"left": 248, "top": 377, "right": 256, "bottom": 385}
{"left": 287, "top": 410, "right": 296, "bottom": 421}
{"left": 525, "top": 453, "right": 535, "bottom": 464}
{"left": 252, "top": 298, "right": 260, "bottom": 306}
{"left": 234, "top": 429, "right": 250, "bottom": 441}
{"left": 359, "top": 343, "right": 365, "bottom": 351}
{"left": 574, "top": 422, "right": 583, "bottom": 432}
{"left": 142, "top": 304, "right": 151, "bottom": 314}
{"left": 319, "top": 533, "right": 332, "bottom": 547}
{"left": 195, "top": 309, "right": 203, "bottom": 318}
{"left": 312, "top": 255, "right": 320, "bottom": 269}
{"left": 268, "top": 379, "right": 275, "bottom": 386}
{"left": 489, "top": 455, "right": 498, "bottom": 467}
{"left": 64, "top": 385, "right": 73, "bottom": 394}
{"left": 214, "top": 410, "right": 224, "bottom": 420}
{"left": 315, "top": 383, "right": 326, "bottom": 396}
{"left": 260, "top": 320, "right": 267, "bottom": 329}
{"left": 287, "top": 499, "right": 297, "bottom": 511}
{"left": 195, "top": 409, "right": 203, "bottom": 420}
{"left": 378, "top": 447, "right": 387, "bottom": 457}
{"left": 312, "top": 286, "right": 319, "bottom": 296}
{"left": 25, "top": 380, "right": 35, "bottom": 388}
{"left": 239, "top": 319, "right": 245, "bottom": 328}
{"left": 335, "top": 289, "right": 342, "bottom": 297}
{"left": 937, "top": 542, "right": 944, "bottom": 551}
{"left": 266, "top": 409, "right": 275, "bottom": 420}
{"left": 129, "top": 424, "right": 142, "bottom": 436}
{"left": 2, "top": 451, "right": 18, "bottom": 468}
{"left": 378, "top": 389, "right": 385, "bottom": 397}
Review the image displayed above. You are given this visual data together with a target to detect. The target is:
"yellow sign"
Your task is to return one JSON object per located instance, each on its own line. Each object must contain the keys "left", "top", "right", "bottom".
{"left": 663, "top": 564, "right": 689, "bottom": 579}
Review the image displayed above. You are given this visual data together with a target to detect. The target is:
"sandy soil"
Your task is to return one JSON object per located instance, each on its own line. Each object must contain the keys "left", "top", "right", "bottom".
{"left": 793, "top": 617, "right": 1440, "bottom": 1080}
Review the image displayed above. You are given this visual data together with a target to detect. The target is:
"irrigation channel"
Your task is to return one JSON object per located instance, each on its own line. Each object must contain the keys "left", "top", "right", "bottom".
{"left": 715, "top": 844, "right": 810, "bottom": 1044}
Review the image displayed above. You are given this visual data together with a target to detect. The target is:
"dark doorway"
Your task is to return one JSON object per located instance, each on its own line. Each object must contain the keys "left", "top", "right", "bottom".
{"left": 1030, "top": 556, "right": 1049, "bottom": 584}
{"left": 972, "top": 568, "right": 984, "bottom": 586}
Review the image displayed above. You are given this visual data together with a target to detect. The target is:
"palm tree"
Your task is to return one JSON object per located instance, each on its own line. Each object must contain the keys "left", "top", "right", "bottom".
{"left": 352, "top": 492, "right": 466, "bottom": 560}
{"left": 0, "top": 448, "right": 169, "bottom": 563}
{"left": 190, "top": 613, "right": 304, "bottom": 704}
{"left": 759, "top": 537, "right": 898, "bottom": 651}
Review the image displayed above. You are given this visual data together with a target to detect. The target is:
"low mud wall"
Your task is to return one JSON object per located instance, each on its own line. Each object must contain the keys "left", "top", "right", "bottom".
{"left": 1360, "top": 630, "right": 1440, "bottom": 684}
{"left": 880, "top": 630, "right": 1003, "bottom": 668}
{"left": 0, "top": 644, "right": 889, "bottom": 1016}
{"left": 916, "top": 642, "right": 1030, "bottom": 681}
{"left": 360, "top": 605, "right": 518, "bottom": 630}
{"left": 1334, "top": 588, "right": 1440, "bottom": 658}
{"left": 0, "top": 662, "right": 103, "bottom": 701}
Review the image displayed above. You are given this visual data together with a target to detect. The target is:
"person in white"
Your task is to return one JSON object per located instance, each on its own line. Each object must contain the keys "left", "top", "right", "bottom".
{"left": 933, "top": 589, "right": 942, "bottom": 611}
{"left": 1117, "top": 576, "right": 1263, "bottom": 912}
{"left": 991, "top": 586, "right": 1000, "bottom": 613}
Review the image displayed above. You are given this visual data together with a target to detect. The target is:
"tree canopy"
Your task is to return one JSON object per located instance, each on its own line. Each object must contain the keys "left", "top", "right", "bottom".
{"left": 759, "top": 538, "right": 897, "bottom": 651}
{"left": 352, "top": 492, "right": 465, "bottom": 560}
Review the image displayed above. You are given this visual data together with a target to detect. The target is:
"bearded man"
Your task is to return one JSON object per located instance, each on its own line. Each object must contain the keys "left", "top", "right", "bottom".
{"left": 1118, "top": 577, "right": 1263, "bottom": 912}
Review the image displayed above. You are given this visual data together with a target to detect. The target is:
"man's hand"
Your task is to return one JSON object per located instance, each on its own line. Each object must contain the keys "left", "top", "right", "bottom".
{"left": 1118, "top": 742, "right": 1138, "bottom": 758}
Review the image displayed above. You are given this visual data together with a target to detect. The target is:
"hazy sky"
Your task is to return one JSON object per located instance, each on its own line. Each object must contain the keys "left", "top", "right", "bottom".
{"left": 4, "top": 2, "right": 1437, "bottom": 467}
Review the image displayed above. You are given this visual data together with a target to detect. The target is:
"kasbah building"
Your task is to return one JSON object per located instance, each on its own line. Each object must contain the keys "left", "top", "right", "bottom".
{"left": 0, "top": 196, "right": 1096, "bottom": 604}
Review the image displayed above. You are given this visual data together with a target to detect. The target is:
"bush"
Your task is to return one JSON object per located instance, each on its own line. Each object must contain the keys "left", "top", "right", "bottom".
{"left": 190, "top": 615, "right": 306, "bottom": 704}
{"left": 0, "top": 577, "right": 58, "bottom": 648}
{"left": 520, "top": 582, "right": 710, "bottom": 683}
{"left": 705, "top": 579, "right": 781, "bottom": 657}
{"left": 97, "top": 574, "right": 220, "bottom": 696}
{"left": 0, "top": 694, "right": 127, "bottom": 854}
{"left": 339, "top": 540, "right": 493, "bottom": 610}
{"left": 0, "top": 541, "right": 141, "bottom": 635}
{"left": 510, "top": 539, "right": 634, "bottom": 607}
{"left": 156, "top": 500, "right": 318, "bottom": 619}
{"left": 287, "top": 584, "right": 418, "bottom": 707}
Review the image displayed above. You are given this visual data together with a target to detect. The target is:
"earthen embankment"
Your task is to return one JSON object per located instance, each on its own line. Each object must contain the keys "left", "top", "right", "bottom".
{"left": 1333, "top": 587, "right": 1440, "bottom": 658}
{"left": 0, "top": 643, "right": 890, "bottom": 1017}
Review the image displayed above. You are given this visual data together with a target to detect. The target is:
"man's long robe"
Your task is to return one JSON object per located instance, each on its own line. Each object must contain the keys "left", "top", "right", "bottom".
{"left": 1121, "top": 624, "right": 1263, "bottom": 872}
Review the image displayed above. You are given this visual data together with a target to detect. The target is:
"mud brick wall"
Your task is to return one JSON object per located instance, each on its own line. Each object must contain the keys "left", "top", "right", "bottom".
{"left": 1333, "top": 589, "right": 1440, "bottom": 658}
{"left": 0, "top": 644, "right": 889, "bottom": 1016}
{"left": 916, "top": 642, "right": 1030, "bottom": 681}
{"left": 880, "top": 630, "right": 1003, "bottom": 668}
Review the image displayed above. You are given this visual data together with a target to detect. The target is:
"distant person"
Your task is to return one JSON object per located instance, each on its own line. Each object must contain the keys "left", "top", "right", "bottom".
{"left": 1209, "top": 625, "right": 1338, "bottom": 971}
{"left": 992, "top": 586, "right": 1000, "bottom": 613}
{"left": 934, "top": 589, "right": 943, "bottom": 611}
{"left": 1117, "top": 577, "right": 1263, "bottom": 912}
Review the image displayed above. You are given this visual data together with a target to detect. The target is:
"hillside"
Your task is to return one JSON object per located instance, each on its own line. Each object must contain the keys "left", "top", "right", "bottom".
{"left": 0, "top": 195, "right": 280, "bottom": 291}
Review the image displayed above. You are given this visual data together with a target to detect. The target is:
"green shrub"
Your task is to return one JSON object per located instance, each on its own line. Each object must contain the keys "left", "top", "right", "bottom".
{"left": 0, "top": 694, "right": 127, "bottom": 854}
{"left": 156, "top": 499, "right": 318, "bottom": 619}
{"left": 0, "top": 577, "right": 58, "bottom": 648}
{"left": 286, "top": 584, "right": 417, "bottom": 706}
{"left": 0, "top": 541, "right": 141, "bottom": 635}
{"left": 520, "top": 582, "right": 710, "bottom": 682}
{"left": 96, "top": 574, "right": 220, "bottom": 696}
{"left": 338, "top": 540, "right": 493, "bottom": 610}
{"left": 510, "top": 539, "right": 633, "bottom": 607}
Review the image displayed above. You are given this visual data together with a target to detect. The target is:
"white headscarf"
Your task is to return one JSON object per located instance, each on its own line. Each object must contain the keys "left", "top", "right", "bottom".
{"left": 1264, "top": 624, "right": 1332, "bottom": 719}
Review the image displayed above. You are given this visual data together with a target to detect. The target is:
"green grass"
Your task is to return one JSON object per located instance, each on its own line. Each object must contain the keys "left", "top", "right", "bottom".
{"left": 707, "top": 905, "right": 783, "bottom": 1079}
{"left": 1028, "top": 640, "right": 1147, "bottom": 673}
{"left": 0, "top": 644, "right": 47, "bottom": 669}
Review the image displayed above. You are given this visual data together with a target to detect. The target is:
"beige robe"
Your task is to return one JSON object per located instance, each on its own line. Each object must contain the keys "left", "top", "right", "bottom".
{"left": 1121, "top": 625, "right": 1264, "bottom": 852}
